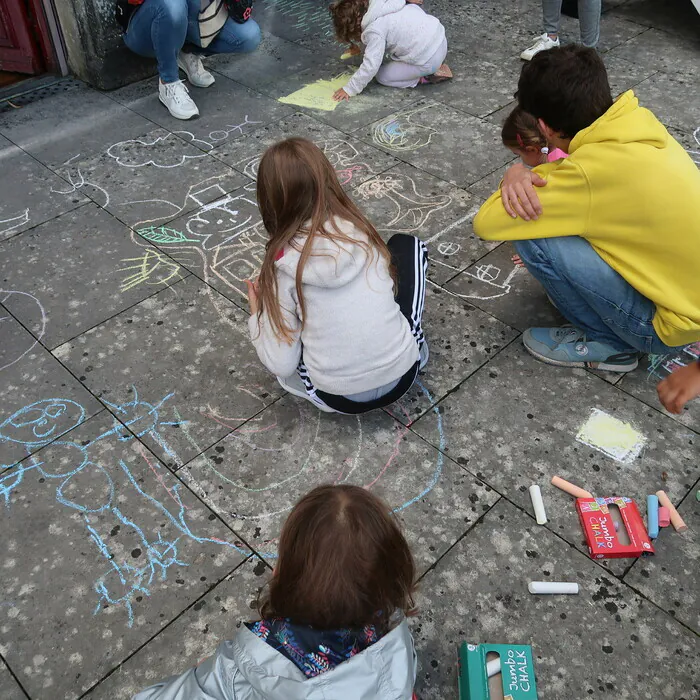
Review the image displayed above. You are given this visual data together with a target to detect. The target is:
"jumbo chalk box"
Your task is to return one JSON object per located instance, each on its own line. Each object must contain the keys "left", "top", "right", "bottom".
{"left": 458, "top": 642, "right": 538, "bottom": 699}
{"left": 576, "top": 497, "right": 654, "bottom": 559}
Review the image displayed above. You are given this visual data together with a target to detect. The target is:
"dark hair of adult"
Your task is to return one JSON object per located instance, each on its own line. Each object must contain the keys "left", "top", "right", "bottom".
{"left": 516, "top": 44, "right": 613, "bottom": 139}
{"left": 258, "top": 484, "right": 417, "bottom": 631}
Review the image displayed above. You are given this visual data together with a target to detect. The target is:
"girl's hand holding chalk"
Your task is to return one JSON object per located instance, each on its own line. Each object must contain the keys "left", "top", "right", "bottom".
{"left": 340, "top": 44, "right": 362, "bottom": 60}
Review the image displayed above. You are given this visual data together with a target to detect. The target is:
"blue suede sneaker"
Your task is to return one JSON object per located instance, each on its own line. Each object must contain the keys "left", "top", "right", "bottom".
{"left": 523, "top": 326, "right": 639, "bottom": 372}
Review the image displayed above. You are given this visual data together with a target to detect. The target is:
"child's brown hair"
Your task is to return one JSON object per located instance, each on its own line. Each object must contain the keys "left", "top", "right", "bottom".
{"left": 329, "top": 0, "right": 368, "bottom": 44}
{"left": 259, "top": 485, "right": 416, "bottom": 631}
{"left": 255, "top": 137, "right": 395, "bottom": 343}
{"left": 501, "top": 105, "right": 547, "bottom": 151}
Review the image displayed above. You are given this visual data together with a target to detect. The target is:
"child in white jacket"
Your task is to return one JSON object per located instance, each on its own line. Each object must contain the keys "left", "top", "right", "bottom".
{"left": 331, "top": 0, "right": 451, "bottom": 101}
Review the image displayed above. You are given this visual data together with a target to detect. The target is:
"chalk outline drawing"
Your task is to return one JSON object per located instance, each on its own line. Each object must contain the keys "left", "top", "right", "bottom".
{"left": 0, "top": 290, "right": 47, "bottom": 372}
{"left": 647, "top": 341, "right": 700, "bottom": 381}
{"left": 0, "top": 209, "right": 30, "bottom": 239}
{"left": 372, "top": 103, "right": 438, "bottom": 153}
{"left": 0, "top": 389, "right": 246, "bottom": 628}
{"left": 689, "top": 126, "right": 699, "bottom": 165}
{"left": 107, "top": 132, "right": 209, "bottom": 169}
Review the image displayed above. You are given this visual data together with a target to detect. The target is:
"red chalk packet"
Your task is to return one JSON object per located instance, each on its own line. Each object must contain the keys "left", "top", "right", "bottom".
{"left": 577, "top": 497, "right": 655, "bottom": 559}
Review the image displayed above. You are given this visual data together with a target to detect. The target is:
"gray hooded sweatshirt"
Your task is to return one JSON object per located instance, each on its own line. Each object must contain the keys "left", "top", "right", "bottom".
{"left": 133, "top": 619, "right": 417, "bottom": 700}
{"left": 248, "top": 218, "right": 419, "bottom": 395}
{"left": 344, "top": 0, "right": 446, "bottom": 96}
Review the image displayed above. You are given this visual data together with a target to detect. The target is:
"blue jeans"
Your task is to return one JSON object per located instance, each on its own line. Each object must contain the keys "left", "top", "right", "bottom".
{"left": 514, "top": 236, "right": 682, "bottom": 355}
{"left": 124, "top": 0, "right": 261, "bottom": 83}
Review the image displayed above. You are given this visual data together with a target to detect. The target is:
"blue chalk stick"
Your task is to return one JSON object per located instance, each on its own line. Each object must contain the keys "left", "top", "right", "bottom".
{"left": 647, "top": 494, "right": 659, "bottom": 539}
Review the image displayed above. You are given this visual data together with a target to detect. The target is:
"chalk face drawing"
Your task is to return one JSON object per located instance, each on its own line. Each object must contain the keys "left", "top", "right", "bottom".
{"left": 576, "top": 408, "right": 647, "bottom": 464}
{"left": 279, "top": 74, "right": 353, "bottom": 112}
{"left": 373, "top": 104, "right": 438, "bottom": 152}
{"left": 0, "top": 388, "right": 245, "bottom": 628}
{"left": 356, "top": 173, "right": 452, "bottom": 233}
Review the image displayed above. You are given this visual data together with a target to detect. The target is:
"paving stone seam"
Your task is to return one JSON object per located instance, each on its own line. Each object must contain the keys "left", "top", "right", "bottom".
{"left": 0, "top": 653, "right": 31, "bottom": 700}
{"left": 75, "top": 555, "right": 262, "bottom": 700}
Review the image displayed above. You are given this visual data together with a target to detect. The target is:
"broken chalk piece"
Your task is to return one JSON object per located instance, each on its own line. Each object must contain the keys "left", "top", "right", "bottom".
{"left": 340, "top": 51, "right": 354, "bottom": 59}
{"left": 551, "top": 475, "right": 593, "bottom": 499}
{"left": 647, "top": 494, "right": 659, "bottom": 539}
{"left": 656, "top": 490, "right": 688, "bottom": 532}
{"left": 658, "top": 506, "right": 671, "bottom": 528}
{"left": 528, "top": 581, "right": 579, "bottom": 595}
{"left": 529, "top": 485, "right": 548, "bottom": 525}
{"left": 486, "top": 658, "right": 501, "bottom": 678}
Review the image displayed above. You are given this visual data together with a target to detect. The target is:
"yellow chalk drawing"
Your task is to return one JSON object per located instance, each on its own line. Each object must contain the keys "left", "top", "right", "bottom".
{"left": 118, "top": 249, "right": 182, "bottom": 292}
{"left": 278, "top": 74, "right": 353, "bottom": 112}
{"left": 576, "top": 408, "right": 647, "bottom": 464}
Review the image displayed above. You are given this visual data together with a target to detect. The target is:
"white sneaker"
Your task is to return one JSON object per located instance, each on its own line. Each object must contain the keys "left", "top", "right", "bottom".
{"left": 159, "top": 80, "right": 199, "bottom": 120}
{"left": 520, "top": 33, "right": 560, "bottom": 61}
{"left": 177, "top": 52, "right": 215, "bottom": 88}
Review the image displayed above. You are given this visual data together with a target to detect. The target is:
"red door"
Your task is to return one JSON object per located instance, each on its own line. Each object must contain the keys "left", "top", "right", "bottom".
{"left": 0, "top": 0, "right": 44, "bottom": 74}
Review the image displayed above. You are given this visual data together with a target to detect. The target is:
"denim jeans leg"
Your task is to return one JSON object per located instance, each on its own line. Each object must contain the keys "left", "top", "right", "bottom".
{"left": 578, "top": 0, "right": 601, "bottom": 47}
{"left": 542, "top": 0, "right": 563, "bottom": 35}
{"left": 513, "top": 236, "right": 676, "bottom": 354}
{"left": 187, "top": 17, "right": 262, "bottom": 56}
{"left": 124, "top": 0, "right": 188, "bottom": 83}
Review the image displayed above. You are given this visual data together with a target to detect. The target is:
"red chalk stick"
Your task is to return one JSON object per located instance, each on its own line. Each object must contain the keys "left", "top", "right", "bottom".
{"left": 658, "top": 506, "right": 671, "bottom": 528}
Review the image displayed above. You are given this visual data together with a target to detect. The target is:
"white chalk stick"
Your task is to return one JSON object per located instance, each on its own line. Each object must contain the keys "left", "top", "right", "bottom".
{"left": 486, "top": 658, "right": 501, "bottom": 677}
{"left": 529, "top": 484, "right": 547, "bottom": 525}
{"left": 528, "top": 581, "right": 579, "bottom": 595}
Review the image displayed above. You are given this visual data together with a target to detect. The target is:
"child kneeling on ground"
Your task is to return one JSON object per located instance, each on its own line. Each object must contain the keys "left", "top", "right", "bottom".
{"left": 474, "top": 45, "right": 700, "bottom": 372}
{"left": 247, "top": 137, "right": 429, "bottom": 414}
{"left": 133, "top": 485, "right": 418, "bottom": 699}
{"left": 331, "top": 0, "right": 452, "bottom": 102}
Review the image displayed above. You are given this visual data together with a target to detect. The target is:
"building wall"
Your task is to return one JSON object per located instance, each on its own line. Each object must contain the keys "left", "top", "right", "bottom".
{"left": 53, "top": 0, "right": 156, "bottom": 89}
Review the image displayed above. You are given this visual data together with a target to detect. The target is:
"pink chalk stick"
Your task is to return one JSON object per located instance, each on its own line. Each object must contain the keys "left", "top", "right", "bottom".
{"left": 658, "top": 506, "right": 671, "bottom": 528}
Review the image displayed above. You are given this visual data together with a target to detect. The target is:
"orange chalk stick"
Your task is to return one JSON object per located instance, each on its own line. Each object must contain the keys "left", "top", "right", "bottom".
{"left": 551, "top": 476, "right": 593, "bottom": 499}
{"left": 656, "top": 490, "right": 688, "bottom": 532}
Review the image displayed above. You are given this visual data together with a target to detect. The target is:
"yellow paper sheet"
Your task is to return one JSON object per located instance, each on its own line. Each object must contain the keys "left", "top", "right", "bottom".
{"left": 278, "top": 74, "right": 353, "bottom": 112}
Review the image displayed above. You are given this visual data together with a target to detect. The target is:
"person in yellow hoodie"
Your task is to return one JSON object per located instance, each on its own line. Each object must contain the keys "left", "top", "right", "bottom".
{"left": 473, "top": 45, "right": 700, "bottom": 372}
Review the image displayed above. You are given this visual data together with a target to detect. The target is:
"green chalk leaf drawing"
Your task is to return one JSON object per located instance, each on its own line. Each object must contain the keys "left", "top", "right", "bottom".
{"left": 137, "top": 226, "right": 199, "bottom": 245}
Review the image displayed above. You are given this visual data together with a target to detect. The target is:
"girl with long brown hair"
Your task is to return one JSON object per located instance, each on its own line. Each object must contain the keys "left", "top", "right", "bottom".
{"left": 134, "top": 485, "right": 418, "bottom": 699}
{"left": 246, "top": 137, "right": 429, "bottom": 414}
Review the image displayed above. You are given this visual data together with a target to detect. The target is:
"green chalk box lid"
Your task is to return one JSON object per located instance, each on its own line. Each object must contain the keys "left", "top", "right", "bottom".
{"left": 458, "top": 642, "right": 538, "bottom": 700}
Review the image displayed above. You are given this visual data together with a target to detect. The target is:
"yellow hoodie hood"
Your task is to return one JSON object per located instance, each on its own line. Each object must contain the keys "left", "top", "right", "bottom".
{"left": 474, "top": 91, "right": 700, "bottom": 347}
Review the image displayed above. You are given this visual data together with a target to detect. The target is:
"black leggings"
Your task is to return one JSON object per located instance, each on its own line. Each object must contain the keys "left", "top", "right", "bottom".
{"left": 300, "top": 234, "right": 428, "bottom": 414}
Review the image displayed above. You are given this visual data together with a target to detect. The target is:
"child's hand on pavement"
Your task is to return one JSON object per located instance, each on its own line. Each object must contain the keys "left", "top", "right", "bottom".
{"left": 245, "top": 278, "right": 259, "bottom": 315}
{"left": 333, "top": 88, "right": 350, "bottom": 102}
{"left": 406, "top": 0, "right": 423, "bottom": 4}
{"left": 657, "top": 361, "right": 700, "bottom": 414}
{"left": 501, "top": 162, "right": 547, "bottom": 221}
